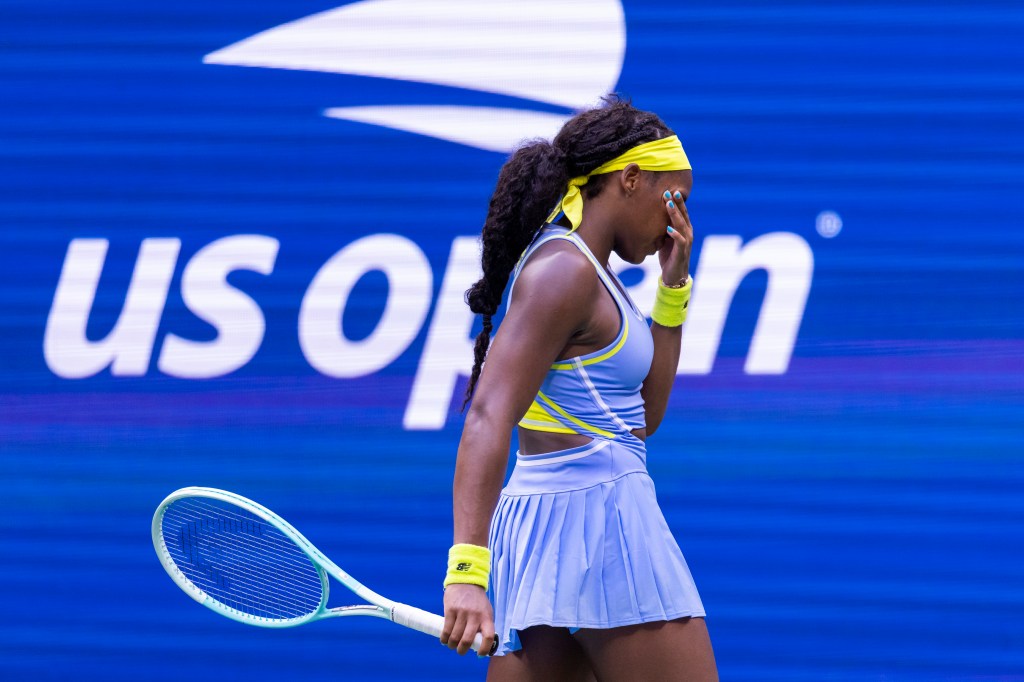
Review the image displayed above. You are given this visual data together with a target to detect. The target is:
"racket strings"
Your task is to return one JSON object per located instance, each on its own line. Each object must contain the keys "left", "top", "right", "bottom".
{"left": 162, "top": 497, "right": 325, "bottom": 621}
{"left": 174, "top": 500, "right": 324, "bottom": 603}
{"left": 165, "top": 502, "right": 323, "bottom": 618}
{"left": 170, "top": 510, "right": 323, "bottom": 611}
{"left": 166, "top": 512, "right": 322, "bottom": 619}
{"left": 168, "top": 501, "right": 325, "bottom": 611}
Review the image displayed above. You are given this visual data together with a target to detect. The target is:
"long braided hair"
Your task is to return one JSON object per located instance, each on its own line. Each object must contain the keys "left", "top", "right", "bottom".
{"left": 462, "top": 99, "right": 674, "bottom": 408}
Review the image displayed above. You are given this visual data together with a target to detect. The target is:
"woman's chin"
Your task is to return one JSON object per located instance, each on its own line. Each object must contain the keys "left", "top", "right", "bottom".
{"left": 619, "top": 252, "right": 644, "bottom": 265}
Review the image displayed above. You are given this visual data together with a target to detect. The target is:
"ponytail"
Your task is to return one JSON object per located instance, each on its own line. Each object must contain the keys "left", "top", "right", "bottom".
{"left": 461, "top": 140, "right": 570, "bottom": 409}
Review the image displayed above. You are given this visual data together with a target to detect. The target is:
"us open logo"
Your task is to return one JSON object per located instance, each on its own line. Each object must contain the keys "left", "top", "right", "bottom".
{"left": 204, "top": 0, "right": 628, "bottom": 154}
{"left": 43, "top": 0, "right": 814, "bottom": 430}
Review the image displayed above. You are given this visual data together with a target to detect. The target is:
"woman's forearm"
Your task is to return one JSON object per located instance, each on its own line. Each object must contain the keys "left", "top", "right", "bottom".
{"left": 641, "top": 322, "right": 683, "bottom": 436}
{"left": 451, "top": 407, "right": 514, "bottom": 546}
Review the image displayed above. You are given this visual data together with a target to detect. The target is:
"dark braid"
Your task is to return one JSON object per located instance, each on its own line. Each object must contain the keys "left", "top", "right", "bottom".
{"left": 461, "top": 140, "right": 570, "bottom": 410}
{"left": 462, "top": 98, "right": 674, "bottom": 409}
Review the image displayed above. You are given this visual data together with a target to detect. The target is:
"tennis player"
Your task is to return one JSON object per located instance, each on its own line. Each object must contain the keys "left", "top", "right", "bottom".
{"left": 440, "top": 99, "right": 718, "bottom": 681}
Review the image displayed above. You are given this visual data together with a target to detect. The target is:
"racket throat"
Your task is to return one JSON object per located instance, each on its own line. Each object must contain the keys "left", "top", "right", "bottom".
{"left": 325, "top": 604, "right": 391, "bottom": 619}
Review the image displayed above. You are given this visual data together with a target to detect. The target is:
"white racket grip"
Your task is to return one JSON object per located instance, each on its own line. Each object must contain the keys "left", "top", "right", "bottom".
{"left": 390, "top": 603, "right": 493, "bottom": 655}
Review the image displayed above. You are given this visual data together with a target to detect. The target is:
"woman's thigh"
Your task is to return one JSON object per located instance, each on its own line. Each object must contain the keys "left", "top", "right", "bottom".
{"left": 573, "top": 617, "right": 718, "bottom": 682}
{"left": 486, "top": 625, "right": 597, "bottom": 682}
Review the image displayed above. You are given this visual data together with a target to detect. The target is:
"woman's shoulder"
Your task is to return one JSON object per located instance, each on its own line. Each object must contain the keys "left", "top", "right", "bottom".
{"left": 513, "top": 238, "right": 600, "bottom": 307}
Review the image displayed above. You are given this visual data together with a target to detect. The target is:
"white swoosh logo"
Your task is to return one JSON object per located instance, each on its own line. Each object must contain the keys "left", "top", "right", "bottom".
{"left": 204, "top": 0, "right": 626, "bottom": 152}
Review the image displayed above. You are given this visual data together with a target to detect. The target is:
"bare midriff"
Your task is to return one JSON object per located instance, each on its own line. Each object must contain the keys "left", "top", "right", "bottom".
{"left": 518, "top": 426, "right": 646, "bottom": 457}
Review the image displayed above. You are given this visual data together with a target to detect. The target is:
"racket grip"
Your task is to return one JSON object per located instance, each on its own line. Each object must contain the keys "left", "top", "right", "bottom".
{"left": 391, "top": 603, "right": 496, "bottom": 655}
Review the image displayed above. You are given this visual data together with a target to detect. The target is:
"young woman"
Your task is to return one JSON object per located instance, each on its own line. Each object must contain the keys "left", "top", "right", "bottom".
{"left": 440, "top": 100, "right": 718, "bottom": 681}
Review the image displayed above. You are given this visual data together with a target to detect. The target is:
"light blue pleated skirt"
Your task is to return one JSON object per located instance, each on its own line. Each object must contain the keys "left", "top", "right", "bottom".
{"left": 487, "top": 437, "right": 705, "bottom": 656}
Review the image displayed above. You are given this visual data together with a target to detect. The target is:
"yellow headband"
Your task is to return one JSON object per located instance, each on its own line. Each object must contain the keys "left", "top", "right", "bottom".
{"left": 547, "top": 135, "right": 691, "bottom": 231}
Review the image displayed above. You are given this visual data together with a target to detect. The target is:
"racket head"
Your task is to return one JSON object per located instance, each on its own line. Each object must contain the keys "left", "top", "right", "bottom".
{"left": 153, "top": 487, "right": 330, "bottom": 628}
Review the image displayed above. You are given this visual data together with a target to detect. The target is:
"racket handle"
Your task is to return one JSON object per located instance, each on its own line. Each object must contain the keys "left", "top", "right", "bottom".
{"left": 391, "top": 604, "right": 496, "bottom": 655}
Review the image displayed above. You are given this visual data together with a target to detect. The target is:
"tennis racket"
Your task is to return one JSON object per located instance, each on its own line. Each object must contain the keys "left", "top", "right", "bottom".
{"left": 152, "top": 486, "right": 495, "bottom": 655}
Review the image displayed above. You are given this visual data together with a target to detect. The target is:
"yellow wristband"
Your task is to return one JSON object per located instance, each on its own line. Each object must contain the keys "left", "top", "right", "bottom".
{"left": 443, "top": 543, "right": 490, "bottom": 590}
{"left": 651, "top": 277, "right": 692, "bottom": 327}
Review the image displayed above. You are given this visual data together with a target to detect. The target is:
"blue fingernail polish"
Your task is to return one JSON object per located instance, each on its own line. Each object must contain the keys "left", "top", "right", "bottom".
{"left": 667, "top": 201, "right": 674, "bottom": 208}
{"left": 674, "top": 191, "right": 682, "bottom": 200}
{"left": 663, "top": 190, "right": 671, "bottom": 199}
{"left": 667, "top": 226, "right": 675, "bottom": 233}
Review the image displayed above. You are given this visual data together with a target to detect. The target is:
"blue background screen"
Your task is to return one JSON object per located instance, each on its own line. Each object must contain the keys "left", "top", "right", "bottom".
{"left": 1, "top": 1, "right": 1022, "bottom": 680}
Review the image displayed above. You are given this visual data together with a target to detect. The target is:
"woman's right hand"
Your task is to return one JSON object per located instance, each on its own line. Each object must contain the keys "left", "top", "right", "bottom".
{"left": 441, "top": 583, "right": 496, "bottom": 656}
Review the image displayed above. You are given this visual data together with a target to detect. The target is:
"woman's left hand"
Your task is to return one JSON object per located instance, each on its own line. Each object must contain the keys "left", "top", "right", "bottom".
{"left": 660, "top": 190, "right": 694, "bottom": 285}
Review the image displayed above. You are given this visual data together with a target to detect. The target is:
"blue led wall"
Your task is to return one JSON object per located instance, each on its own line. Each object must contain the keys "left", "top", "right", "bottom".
{"left": 1, "top": 1, "right": 1022, "bottom": 680}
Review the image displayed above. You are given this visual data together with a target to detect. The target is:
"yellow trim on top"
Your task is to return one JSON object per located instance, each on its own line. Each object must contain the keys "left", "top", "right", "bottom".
{"left": 518, "top": 399, "right": 577, "bottom": 434}
{"left": 536, "top": 391, "right": 615, "bottom": 438}
{"left": 518, "top": 420, "right": 578, "bottom": 435}
{"left": 551, "top": 316, "right": 629, "bottom": 370}
{"left": 521, "top": 398, "right": 559, "bottom": 424}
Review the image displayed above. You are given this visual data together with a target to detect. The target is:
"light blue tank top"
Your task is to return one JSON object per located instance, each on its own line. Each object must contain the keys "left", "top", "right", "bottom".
{"left": 510, "top": 225, "right": 654, "bottom": 440}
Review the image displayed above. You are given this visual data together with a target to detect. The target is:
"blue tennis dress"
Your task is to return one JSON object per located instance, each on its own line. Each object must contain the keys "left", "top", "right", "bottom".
{"left": 487, "top": 225, "right": 705, "bottom": 656}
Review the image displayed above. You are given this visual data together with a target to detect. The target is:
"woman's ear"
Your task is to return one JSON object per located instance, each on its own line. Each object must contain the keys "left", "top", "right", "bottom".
{"left": 619, "top": 163, "right": 642, "bottom": 196}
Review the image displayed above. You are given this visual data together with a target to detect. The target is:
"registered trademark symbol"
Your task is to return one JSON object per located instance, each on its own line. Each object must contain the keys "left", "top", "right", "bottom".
{"left": 816, "top": 210, "right": 843, "bottom": 238}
